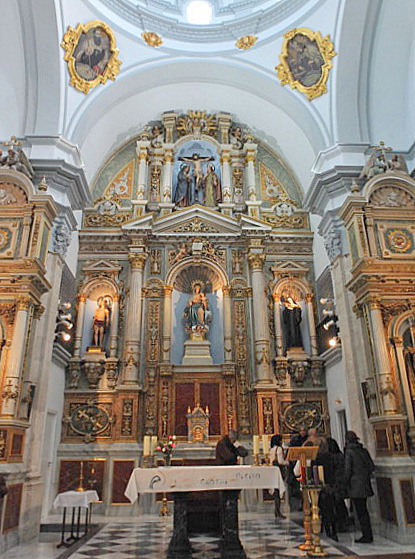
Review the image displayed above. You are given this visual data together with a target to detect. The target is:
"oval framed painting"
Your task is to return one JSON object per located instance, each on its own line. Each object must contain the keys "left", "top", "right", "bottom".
{"left": 276, "top": 27, "right": 336, "bottom": 101}
{"left": 61, "top": 20, "right": 122, "bottom": 94}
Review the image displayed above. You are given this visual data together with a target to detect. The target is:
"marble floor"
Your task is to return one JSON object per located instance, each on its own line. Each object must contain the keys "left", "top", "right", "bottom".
{"left": 1, "top": 510, "right": 415, "bottom": 559}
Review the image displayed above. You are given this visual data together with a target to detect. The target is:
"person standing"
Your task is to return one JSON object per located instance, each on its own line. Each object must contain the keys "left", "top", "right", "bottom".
{"left": 270, "top": 435, "right": 288, "bottom": 519}
{"left": 286, "top": 427, "right": 307, "bottom": 510}
{"left": 216, "top": 430, "right": 248, "bottom": 465}
{"left": 344, "top": 431, "right": 375, "bottom": 543}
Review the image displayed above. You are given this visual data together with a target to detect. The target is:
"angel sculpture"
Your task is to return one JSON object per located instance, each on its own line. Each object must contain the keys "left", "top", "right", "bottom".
{"left": 359, "top": 152, "right": 389, "bottom": 180}
{"left": 1, "top": 148, "right": 34, "bottom": 179}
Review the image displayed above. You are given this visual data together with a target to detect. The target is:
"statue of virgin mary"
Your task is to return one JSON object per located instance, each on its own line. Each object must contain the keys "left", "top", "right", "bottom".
{"left": 183, "top": 282, "right": 212, "bottom": 339}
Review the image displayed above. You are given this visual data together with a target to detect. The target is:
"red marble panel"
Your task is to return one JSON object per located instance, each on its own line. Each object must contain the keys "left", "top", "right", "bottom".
{"left": 400, "top": 479, "right": 415, "bottom": 525}
{"left": 200, "top": 383, "right": 220, "bottom": 435}
{"left": 58, "top": 460, "right": 106, "bottom": 500}
{"left": 11, "top": 434, "right": 23, "bottom": 456}
{"left": 112, "top": 461, "right": 135, "bottom": 504}
{"left": 377, "top": 477, "right": 397, "bottom": 524}
{"left": 2, "top": 483, "right": 22, "bottom": 533}
{"left": 175, "top": 383, "right": 194, "bottom": 436}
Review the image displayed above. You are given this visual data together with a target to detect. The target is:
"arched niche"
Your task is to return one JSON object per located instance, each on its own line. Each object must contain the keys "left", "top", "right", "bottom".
{"left": 80, "top": 278, "right": 118, "bottom": 355}
{"left": 167, "top": 259, "right": 228, "bottom": 365}
{"left": 273, "top": 277, "right": 312, "bottom": 356}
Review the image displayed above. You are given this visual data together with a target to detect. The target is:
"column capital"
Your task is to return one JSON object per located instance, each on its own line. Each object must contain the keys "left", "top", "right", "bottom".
{"left": 113, "top": 294, "right": 120, "bottom": 303}
{"left": 222, "top": 285, "right": 231, "bottom": 297}
{"left": 392, "top": 336, "right": 403, "bottom": 347}
{"left": 16, "top": 296, "right": 31, "bottom": 311}
{"left": 163, "top": 285, "right": 174, "bottom": 297}
{"left": 33, "top": 304, "right": 45, "bottom": 320}
{"left": 272, "top": 293, "right": 281, "bottom": 303}
{"left": 366, "top": 296, "right": 382, "bottom": 310}
{"left": 129, "top": 252, "right": 147, "bottom": 270}
{"left": 78, "top": 293, "right": 87, "bottom": 303}
{"left": 305, "top": 293, "right": 314, "bottom": 303}
{"left": 352, "top": 303, "right": 363, "bottom": 318}
{"left": 248, "top": 252, "right": 265, "bottom": 271}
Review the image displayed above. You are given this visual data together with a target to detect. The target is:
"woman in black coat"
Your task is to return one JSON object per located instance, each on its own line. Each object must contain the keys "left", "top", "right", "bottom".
{"left": 344, "top": 431, "right": 375, "bottom": 543}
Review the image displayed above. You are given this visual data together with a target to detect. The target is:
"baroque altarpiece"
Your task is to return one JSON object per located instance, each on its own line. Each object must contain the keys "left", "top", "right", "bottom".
{"left": 58, "top": 111, "right": 329, "bottom": 506}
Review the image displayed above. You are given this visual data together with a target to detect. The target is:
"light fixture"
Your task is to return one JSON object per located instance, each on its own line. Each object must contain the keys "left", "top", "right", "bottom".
{"left": 186, "top": 0, "right": 213, "bottom": 25}
{"left": 329, "top": 336, "right": 341, "bottom": 347}
{"left": 322, "top": 309, "right": 334, "bottom": 316}
{"left": 323, "top": 319, "right": 335, "bottom": 330}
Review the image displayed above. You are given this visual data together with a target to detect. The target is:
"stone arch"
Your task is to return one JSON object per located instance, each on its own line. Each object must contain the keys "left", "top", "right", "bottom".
{"left": 363, "top": 173, "right": 415, "bottom": 205}
{"left": 273, "top": 277, "right": 310, "bottom": 302}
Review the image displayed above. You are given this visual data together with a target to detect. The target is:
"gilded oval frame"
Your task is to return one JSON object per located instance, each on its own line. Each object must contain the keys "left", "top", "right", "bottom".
{"left": 61, "top": 20, "right": 122, "bottom": 94}
{"left": 276, "top": 27, "right": 336, "bottom": 101}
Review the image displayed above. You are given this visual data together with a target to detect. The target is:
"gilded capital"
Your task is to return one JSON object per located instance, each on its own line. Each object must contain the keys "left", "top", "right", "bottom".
{"left": 129, "top": 253, "right": 147, "bottom": 270}
{"left": 163, "top": 285, "right": 174, "bottom": 297}
{"left": 392, "top": 336, "right": 403, "bottom": 347}
{"left": 246, "top": 153, "right": 256, "bottom": 163}
{"left": 248, "top": 252, "right": 265, "bottom": 271}
{"left": 305, "top": 293, "right": 314, "bottom": 304}
{"left": 222, "top": 285, "right": 231, "bottom": 297}
{"left": 366, "top": 297, "right": 381, "bottom": 311}
{"left": 352, "top": 303, "right": 363, "bottom": 318}
{"left": 17, "top": 296, "right": 31, "bottom": 311}
{"left": 113, "top": 294, "right": 120, "bottom": 303}
{"left": 78, "top": 293, "right": 87, "bottom": 303}
{"left": 33, "top": 304, "right": 45, "bottom": 319}
{"left": 273, "top": 293, "right": 281, "bottom": 303}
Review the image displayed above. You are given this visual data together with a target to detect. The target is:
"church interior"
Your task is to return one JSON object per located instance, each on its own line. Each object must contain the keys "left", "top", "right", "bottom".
{"left": 2, "top": 0, "right": 415, "bottom": 557}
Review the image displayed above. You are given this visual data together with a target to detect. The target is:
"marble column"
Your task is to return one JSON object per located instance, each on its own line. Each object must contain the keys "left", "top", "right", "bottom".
{"left": 220, "top": 150, "right": 232, "bottom": 203}
{"left": 162, "top": 148, "right": 174, "bottom": 203}
{"left": 273, "top": 293, "right": 283, "bottom": 357}
{"left": 1, "top": 297, "right": 30, "bottom": 416}
{"left": 306, "top": 293, "right": 318, "bottom": 357}
{"left": 123, "top": 253, "right": 147, "bottom": 384}
{"left": 248, "top": 252, "right": 271, "bottom": 382}
{"left": 392, "top": 336, "right": 415, "bottom": 428}
{"left": 109, "top": 295, "right": 120, "bottom": 358}
{"left": 367, "top": 298, "right": 398, "bottom": 415}
{"left": 73, "top": 294, "right": 87, "bottom": 357}
{"left": 223, "top": 285, "right": 232, "bottom": 363}
{"left": 137, "top": 150, "right": 148, "bottom": 200}
{"left": 162, "top": 285, "right": 173, "bottom": 363}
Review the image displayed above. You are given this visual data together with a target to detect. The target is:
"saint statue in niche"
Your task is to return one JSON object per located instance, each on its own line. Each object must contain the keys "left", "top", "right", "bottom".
{"left": 203, "top": 164, "right": 221, "bottom": 207}
{"left": 183, "top": 282, "right": 212, "bottom": 339}
{"left": 173, "top": 164, "right": 192, "bottom": 207}
{"left": 281, "top": 295, "right": 303, "bottom": 350}
{"left": 92, "top": 297, "right": 111, "bottom": 347}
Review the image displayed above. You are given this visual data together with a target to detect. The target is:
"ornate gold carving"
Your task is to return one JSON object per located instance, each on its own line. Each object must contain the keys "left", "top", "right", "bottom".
{"left": 146, "top": 300, "right": 160, "bottom": 363}
{"left": 160, "top": 378, "right": 170, "bottom": 437}
{"left": 231, "top": 249, "right": 244, "bottom": 275}
{"left": 174, "top": 218, "right": 219, "bottom": 234}
{"left": 234, "top": 299, "right": 248, "bottom": 366}
{"left": 150, "top": 167, "right": 161, "bottom": 202}
{"left": 129, "top": 253, "right": 147, "bottom": 270}
{"left": 61, "top": 21, "right": 122, "bottom": 94}
{"left": 177, "top": 110, "right": 218, "bottom": 137}
{"left": 247, "top": 252, "right": 265, "bottom": 271}
{"left": 163, "top": 285, "right": 174, "bottom": 297}
{"left": 144, "top": 367, "right": 157, "bottom": 434}
{"left": 33, "top": 304, "right": 45, "bottom": 320}
{"left": 16, "top": 296, "right": 30, "bottom": 311}
{"left": 237, "top": 367, "right": 250, "bottom": 435}
{"left": 0, "top": 182, "right": 27, "bottom": 205}
{"left": 0, "top": 430, "right": 7, "bottom": 459}
{"left": 84, "top": 212, "right": 132, "bottom": 228}
{"left": 0, "top": 303, "right": 17, "bottom": 326}
{"left": 1, "top": 379, "right": 19, "bottom": 402}
{"left": 142, "top": 31, "right": 163, "bottom": 47}
{"left": 150, "top": 249, "right": 161, "bottom": 274}
{"left": 370, "top": 186, "right": 415, "bottom": 207}
{"left": 381, "top": 302, "right": 411, "bottom": 326}
{"left": 224, "top": 374, "right": 235, "bottom": 431}
{"left": 276, "top": 27, "right": 336, "bottom": 101}
{"left": 261, "top": 213, "right": 308, "bottom": 229}
{"left": 283, "top": 402, "right": 322, "bottom": 431}
{"left": 235, "top": 35, "right": 258, "bottom": 50}
{"left": 262, "top": 398, "right": 274, "bottom": 434}
{"left": 78, "top": 293, "right": 87, "bottom": 303}
{"left": 121, "top": 399, "right": 134, "bottom": 436}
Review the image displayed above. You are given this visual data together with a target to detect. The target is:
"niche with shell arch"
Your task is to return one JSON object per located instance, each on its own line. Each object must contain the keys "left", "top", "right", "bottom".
{"left": 168, "top": 260, "right": 228, "bottom": 365}
{"left": 80, "top": 278, "right": 118, "bottom": 355}
{"left": 274, "top": 278, "right": 311, "bottom": 356}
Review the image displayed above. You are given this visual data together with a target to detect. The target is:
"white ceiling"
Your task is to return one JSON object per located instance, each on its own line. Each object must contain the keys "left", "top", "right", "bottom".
{"left": 1, "top": 0, "right": 415, "bottom": 194}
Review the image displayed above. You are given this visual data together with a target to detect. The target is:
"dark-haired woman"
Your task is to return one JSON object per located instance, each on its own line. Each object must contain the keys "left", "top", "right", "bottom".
{"left": 270, "top": 434, "right": 288, "bottom": 519}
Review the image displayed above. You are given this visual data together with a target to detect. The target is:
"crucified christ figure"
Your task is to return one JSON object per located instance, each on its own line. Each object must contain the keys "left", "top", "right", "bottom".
{"left": 178, "top": 152, "right": 214, "bottom": 204}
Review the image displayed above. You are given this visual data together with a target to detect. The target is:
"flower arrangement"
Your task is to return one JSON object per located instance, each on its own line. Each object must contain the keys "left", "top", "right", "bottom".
{"left": 156, "top": 435, "right": 177, "bottom": 465}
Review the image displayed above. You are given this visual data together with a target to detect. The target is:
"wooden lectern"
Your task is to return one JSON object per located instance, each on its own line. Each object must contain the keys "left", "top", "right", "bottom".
{"left": 286, "top": 446, "right": 319, "bottom": 553}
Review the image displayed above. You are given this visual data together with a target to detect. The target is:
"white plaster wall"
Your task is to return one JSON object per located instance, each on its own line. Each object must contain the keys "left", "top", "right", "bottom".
{"left": 325, "top": 356, "right": 350, "bottom": 447}
{"left": 310, "top": 214, "right": 330, "bottom": 280}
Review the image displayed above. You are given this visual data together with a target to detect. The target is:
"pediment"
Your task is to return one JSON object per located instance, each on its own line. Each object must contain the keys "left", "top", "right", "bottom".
{"left": 239, "top": 214, "right": 272, "bottom": 233}
{"left": 122, "top": 213, "right": 155, "bottom": 231}
{"left": 271, "top": 260, "right": 309, "bottom": 278}
{"left": 82, "top": 259, "right": 122, "bottom": 273}
{"left": 152, "top": 205, "right": 241, "bottom": 237}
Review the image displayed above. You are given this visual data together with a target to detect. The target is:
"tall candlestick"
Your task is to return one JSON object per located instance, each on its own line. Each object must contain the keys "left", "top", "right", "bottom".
{"left": 151, "top": 435, "right": 158, "bottom": 456}
{"left": 143, "top": 435, "right": 151, "bottom": 457}
{"left": 317, "top": 465, "right": 325, "bottom": 484}
{"left": 262, "top": 434, "right": 270, "bottom": 456}
{"left": 253, "top": 435, "right": 260, "bottom": 455}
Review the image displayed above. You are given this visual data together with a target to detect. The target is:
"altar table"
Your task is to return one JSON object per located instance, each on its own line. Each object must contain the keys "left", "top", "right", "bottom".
{"left": 53, "top": 490, "right": 99, "bottom": 548}
{"left": 125, "top": 466, "right": 285, "bottom": 559}
{"left": 125, "top": 465, "right": 285, "bottom": 501}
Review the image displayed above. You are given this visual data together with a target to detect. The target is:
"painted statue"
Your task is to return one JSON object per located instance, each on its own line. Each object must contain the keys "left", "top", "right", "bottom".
{"left": 173, "top": 164, "right": 192, "bottom": 207}
{"left": 92, "top": 299, "right": 110, "bottom": 347}
{"left": 203, "top": 163, "right": 221, "bottom": 206}
{"left": 282, "top": 296, "right": 303, "bottom": 349}
{"left": 183, "top": 283, "right": 212, "bottom": 339}
{"left": 178, "top": 152, "right": 214, "bottom": 205}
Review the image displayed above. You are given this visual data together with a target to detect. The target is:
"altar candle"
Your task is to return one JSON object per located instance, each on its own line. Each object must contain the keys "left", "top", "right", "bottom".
{"left": 262, "top": 434, "right": 270, "bottom": 456}
{"left": 318, "top": 465, "right": 325, "bottom": 484}
{"left": 151, "top": 436, "right": 158, "bottom": 455}
{"left": 143, "top": 435, "right": 151, "bottom": 457}
{"left": 253, "top": 435, "right": 260, "bottom": 455}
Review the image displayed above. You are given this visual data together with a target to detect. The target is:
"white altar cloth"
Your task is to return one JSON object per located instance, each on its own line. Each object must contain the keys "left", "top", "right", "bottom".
{"left": 53, "top": 490, "right": 99, "bottom": 509}
{"left": 125, "top": 465, "right": 285, "bottom": 503}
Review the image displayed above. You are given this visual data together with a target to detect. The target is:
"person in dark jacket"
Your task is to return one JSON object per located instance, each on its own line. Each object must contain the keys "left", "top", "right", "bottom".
{"left": 327, "top": 437, "right": 349, "bottom": 532}
{"left": 216, "top": 430, "right": 248, "bottom": 465}
{"left": 344, "top": 431, "right": 375, "bottom": 543}
{"left": 287, "top": 426, "right": 308, "bottom": 510}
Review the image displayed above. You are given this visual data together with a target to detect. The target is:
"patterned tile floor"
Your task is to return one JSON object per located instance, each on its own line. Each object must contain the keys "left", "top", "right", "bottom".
{"left": 1, "top": 510, "right": 414, "bottom": 559}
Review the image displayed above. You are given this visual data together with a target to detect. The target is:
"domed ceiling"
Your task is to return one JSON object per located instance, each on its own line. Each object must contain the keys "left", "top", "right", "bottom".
{"left": 93, "top": 0, "right": 323, "bottom": 43}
